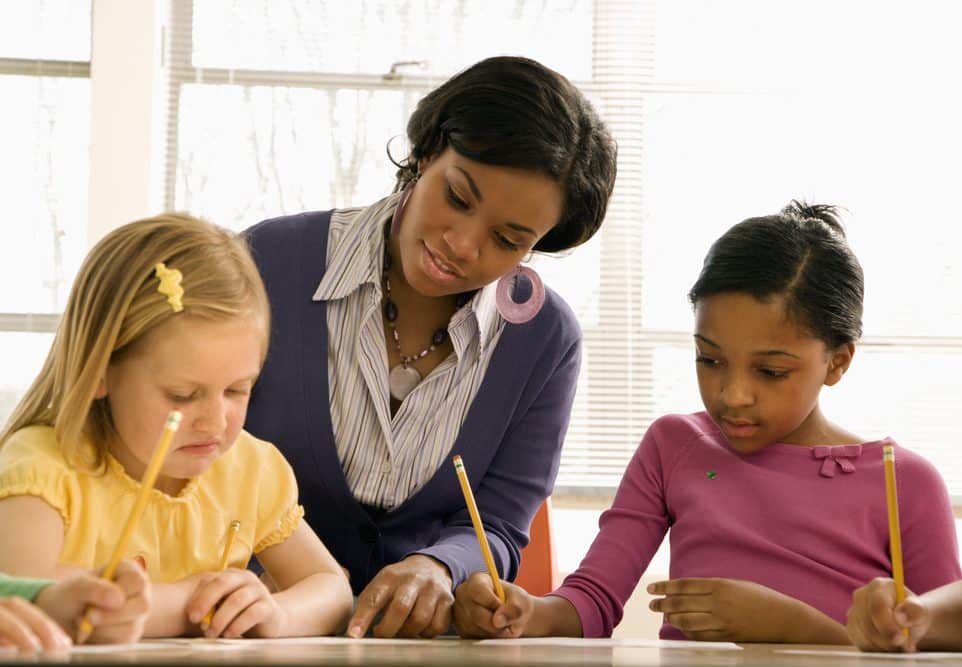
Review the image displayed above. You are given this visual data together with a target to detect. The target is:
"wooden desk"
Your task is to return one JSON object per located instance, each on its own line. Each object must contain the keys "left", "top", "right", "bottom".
{"left": 2, "top": 638, "right": 959, "bottom": 666}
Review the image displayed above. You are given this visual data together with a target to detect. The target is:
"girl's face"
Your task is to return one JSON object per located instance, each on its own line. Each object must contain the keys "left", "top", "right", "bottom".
{"left": 693, "top": 292, "right": 851, "bottom": 454}
{"left": 393, "top": 147, "right": 564, "bottom": 297}
{"left": 99, "top": 313, "right": 265, "bottom": 495}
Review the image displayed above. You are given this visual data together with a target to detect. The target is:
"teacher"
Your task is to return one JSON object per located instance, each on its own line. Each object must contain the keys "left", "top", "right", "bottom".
{"left": 244, "top": 56, "right": 617, "bottom": 638}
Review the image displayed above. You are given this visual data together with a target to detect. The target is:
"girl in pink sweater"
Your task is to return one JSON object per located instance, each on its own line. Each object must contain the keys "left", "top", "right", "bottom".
{"left": 453, "top": 201, "right": 961, "bottom": 643}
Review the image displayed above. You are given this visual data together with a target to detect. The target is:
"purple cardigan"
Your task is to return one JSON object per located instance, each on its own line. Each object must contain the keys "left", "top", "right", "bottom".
{"left": 243, "top": 210, "right": 581, "bottom": 594}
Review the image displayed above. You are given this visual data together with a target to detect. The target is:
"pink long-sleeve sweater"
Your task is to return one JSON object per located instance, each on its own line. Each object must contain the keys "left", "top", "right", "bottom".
{"left": 552, "top": 412, "right": 961, "bottom": 638}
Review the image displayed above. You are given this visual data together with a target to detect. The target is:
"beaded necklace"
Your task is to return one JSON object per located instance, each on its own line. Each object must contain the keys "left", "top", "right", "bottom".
{"left": 382, "top": 236, "right": 472, "bottom": 401}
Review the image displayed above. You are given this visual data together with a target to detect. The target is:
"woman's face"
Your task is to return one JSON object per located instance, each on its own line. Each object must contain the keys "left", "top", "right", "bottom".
{"left": 393, "top": 147, "right": 564, "bottom": 297}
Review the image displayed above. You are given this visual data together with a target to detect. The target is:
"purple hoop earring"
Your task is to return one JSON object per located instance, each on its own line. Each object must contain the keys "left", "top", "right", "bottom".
{"left": 391, "top": 175, "right": 418, "bottom": 235}
{"left": 495, "top": 265, "right": 545, "bottom": 324}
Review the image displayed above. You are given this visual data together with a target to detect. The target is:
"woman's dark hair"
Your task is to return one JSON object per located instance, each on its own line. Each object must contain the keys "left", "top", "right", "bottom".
{"left": 391, "top": 56, "right": 617, "bottom": 253}
{"left": 688, "top": 201, "right": 864, "bottom": 348}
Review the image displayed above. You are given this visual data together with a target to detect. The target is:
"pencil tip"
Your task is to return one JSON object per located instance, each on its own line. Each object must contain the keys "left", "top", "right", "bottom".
{"left": 76, "top": 619, "right": 93, "bottom": 645}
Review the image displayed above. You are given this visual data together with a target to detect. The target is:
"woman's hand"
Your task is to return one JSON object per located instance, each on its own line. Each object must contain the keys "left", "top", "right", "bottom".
{"left": 0, "top": 597, "right": 71, "bottom": 654}
{"left": 186, "top": 568, "right": 288, "bottom": 638}
{"left": 453, "top": 572, "right": 534, "bottom": 638}
{"left": 35, "top": 559, "right": 150, "bottom": 645}
{"left": 348, "top": 555, "right": 454, "bottom": 638}
{"left": 847, "top": 578, "right": 929, "bottom": 652}
{"left": 648, "top": 577, "right": 847, "bottom": 643}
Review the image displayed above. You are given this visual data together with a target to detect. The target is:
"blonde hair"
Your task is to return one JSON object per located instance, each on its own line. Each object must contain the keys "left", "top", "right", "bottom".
{"left": 0, "top": 213, "right": 270, "bottom": 471}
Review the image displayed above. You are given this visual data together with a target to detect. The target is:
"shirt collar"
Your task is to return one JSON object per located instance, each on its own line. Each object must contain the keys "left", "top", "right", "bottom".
{"left": 312, "top": 193, "right": 399, "bottom": 302}
{"left": 449, "top": 282, "right": 504, "bottom": 358}
{"left": 473, "top": 282, "right": 504, "bottom": 352}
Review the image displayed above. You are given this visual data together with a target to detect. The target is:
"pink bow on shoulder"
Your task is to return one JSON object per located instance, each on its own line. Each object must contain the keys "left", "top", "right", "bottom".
{"left": 812, "top": 444, "right": 863, "bottom": 478}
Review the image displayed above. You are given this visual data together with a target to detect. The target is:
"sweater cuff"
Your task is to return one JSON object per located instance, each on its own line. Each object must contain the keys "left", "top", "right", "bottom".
{"left": 0, "top": 574, "right": 53, "bottom": 602}
{"left": 410, "top": 540, "right": 484, "bottom": 590}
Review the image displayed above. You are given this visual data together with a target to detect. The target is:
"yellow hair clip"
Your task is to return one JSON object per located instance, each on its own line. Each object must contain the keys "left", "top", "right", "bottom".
{"left": 155, "top": 262, "right": 184, "bottom": 312}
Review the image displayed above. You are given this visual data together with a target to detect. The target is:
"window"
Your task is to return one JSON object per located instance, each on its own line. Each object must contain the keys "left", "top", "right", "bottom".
{"left": 165, "top": 0, "right": 598, "bottom": 226}
{"left": 0, "top": 0, "right": 91, "bottom": 424}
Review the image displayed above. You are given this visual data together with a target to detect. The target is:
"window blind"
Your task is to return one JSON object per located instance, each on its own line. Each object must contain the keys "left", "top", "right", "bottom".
{"left": 556, "top": 0, "right": 962, "bottom": 495}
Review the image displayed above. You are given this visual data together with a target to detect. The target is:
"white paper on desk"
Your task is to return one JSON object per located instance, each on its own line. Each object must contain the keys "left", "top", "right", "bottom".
{"left": 477, "top": 637, "right": 741, "bottom": 650}
{"left": 70, "top": 641, "right": 190, "bottom": 654}
{"left": 185, "top": 636, "right": 453, "bottom": 647}
{"left": 778, "top": 648, "right": 962, "bottom": 660}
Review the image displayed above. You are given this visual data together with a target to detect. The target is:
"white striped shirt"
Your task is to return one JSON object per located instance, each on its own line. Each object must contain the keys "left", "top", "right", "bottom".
{"left": 313, "top": 195, "right": 505, "bottom": 509}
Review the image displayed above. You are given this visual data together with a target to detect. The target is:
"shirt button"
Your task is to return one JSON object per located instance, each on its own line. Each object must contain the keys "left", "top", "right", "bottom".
{"left": 380, "top": 461, "right": 392, "bottom": 474}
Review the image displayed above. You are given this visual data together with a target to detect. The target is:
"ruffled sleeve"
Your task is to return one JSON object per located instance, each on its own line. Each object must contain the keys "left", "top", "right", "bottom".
{"left": 0, "top": 426, "right": 77, "bottom": 528}
{"left": 250, "top": 437, "right": 305, "bottom": 553}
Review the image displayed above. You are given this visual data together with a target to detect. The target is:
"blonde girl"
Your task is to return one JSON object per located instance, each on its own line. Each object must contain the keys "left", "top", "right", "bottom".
{"left": 0, "top": 214, "right": 352, "bottom": 639}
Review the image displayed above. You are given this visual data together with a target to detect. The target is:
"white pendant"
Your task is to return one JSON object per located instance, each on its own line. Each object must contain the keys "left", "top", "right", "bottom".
{"left": 389, "top": 364, "right": 422, "bottom": 401}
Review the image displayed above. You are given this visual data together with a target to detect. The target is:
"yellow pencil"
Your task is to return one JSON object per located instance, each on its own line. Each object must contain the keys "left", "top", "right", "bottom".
{"left": 452, "top": 455, "right": 506, "bottom": 603}
{"left": 201, "top": 520, "right": 241, "bottom": 630}
{"left": 882, "top": 445, "right": 908, "bottom": 637}
{"left": 76, "top": 410, "right": 182, "bottom": 644}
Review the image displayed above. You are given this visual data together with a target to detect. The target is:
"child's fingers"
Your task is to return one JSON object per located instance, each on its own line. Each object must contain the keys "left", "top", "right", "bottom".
{"left": 0, "top": 599, "right": 70, "bottom": 653}
{"left": 0, "top": 604, "right": 41, "bottom": 653}
{"left": 206, "top": 585, "right": 265, "bottom": 637}
{"left": 466, "top": 598, "right": 507, "bottom": 636}
{"left": 70, "top": 576, "right": 126, "bottom": 611}
{"left": 491, "top": 599, "right": 527, "bottom": 629}
{"left": 866, "top": 587, "right": 903, "bottom": 641}
{"left": 462, "top": 572, "right": 504, "bottom": 610}
{"left": 187, "top": 570, "right": 255, "bottom": 625}
{"left": 849, "top": 605, "right": 892, "bottom": 652}
{"left": 848, "top": 579, "right": 902, "bottom": 652}
{"left": 499, "top": 583, "right": 532, "bottom": 620}
{"left": 647, "top": 578, "right": 715, "bottom": 596}
{"left": 452, "top": 575, "right": 530, "bottom": 638}
{"left": 664, "top": 611, "right": 722, "bottom": 636}
{"left": 895, "top": 598, "right": 929, "bottom": 653}
{"left": 452, "top": 591, "right": 502, "bottom": 638}
{"left": 894, "top": 597, "right": 927, "bottom": 628}
{"left": 85, "top": 590, "right": 150, "bottom": 627}
{"left": 220, "top": 598, "right": 273, "bottom": 639}
{"left": 113, "top": 559, "right": 150, "bottom": 597}
{"left": 649, "top": 593, "right": 711, "bottom": 615}
{"left": 85, "top": 620, "right": 144, "bottom": 646}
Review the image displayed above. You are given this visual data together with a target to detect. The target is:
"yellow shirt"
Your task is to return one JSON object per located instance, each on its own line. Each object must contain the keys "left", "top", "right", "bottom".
{"left": 0, "top": 426, "right": 304, "bottom": 583}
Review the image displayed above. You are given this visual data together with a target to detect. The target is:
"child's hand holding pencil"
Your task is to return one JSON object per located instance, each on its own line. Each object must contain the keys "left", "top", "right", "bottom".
{"left": 35, "top": 559, "right": 150, "bottom": 645}
{"left": 450, "top": 455, "right": 538, "bottom": 639}
{"left": 75, "top": 410, "right": 180, "bottom": 644}
{"left": 186, "top": 568, "right": 287, "bottom": 638}
{"left": 453, "top": 572, "right": 534, "bottom": 638}
{"left": 847, "top": 578, "right": 929, "bottom": 652}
